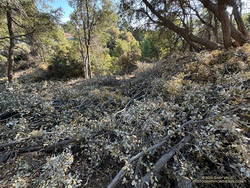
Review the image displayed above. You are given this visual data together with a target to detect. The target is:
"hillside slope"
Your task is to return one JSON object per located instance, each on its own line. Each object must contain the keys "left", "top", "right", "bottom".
{"left": 0, "top": 46, "right": 250, "bottom": 187}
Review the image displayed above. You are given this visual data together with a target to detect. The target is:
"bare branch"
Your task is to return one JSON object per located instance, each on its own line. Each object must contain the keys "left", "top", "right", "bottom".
{"left": 138, "top": 135, "right": 192, "bottom": 187}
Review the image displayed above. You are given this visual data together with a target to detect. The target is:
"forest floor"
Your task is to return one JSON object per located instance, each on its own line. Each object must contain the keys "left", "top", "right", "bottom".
{"left": 0, "top": 46, "right": 250, "bottom": 187}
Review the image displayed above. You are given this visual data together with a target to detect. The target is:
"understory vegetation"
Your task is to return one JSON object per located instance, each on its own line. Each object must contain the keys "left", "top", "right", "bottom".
{"left": 0, "top": 45, "right": 249, "bottom": 187}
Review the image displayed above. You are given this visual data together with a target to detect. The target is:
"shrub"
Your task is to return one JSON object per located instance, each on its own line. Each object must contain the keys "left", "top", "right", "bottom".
{"left": 106, "top": 29, "right": 141, "bottom": 74}
{"left": 14, "top": 43, "right": 31, "bottom": 62}
{"left": 141, "top": 36, "right": 159, "bottom": 61}
{"left": 47, "top": 51, "right": 83, "bottom": 79}
{"left": 185, "top": 48, "right": 250, "bottom": 82}
{"left": 14, "top": 60, "right": 37, "bottom": 71}
{"left": 92, "top": 52, "right": 118, "bottom": 75}
{"left": 116, "top": 53, "right": 138, "bottom": 74}
{"left": 164, "top": 73, "right": 185, "bottom": 96}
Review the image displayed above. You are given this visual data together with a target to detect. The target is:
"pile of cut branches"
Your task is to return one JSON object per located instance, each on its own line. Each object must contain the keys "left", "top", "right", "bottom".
{"left": 0, "top": 46, "right": 249, "bottom": 187}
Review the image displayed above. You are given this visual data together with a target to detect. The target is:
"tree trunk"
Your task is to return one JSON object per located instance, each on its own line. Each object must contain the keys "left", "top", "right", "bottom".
{"left": 218, "top": 1, "right": 232, "bottom": 49}
{"left": 206, "top": 12, "right": 213, "bottom": 41}
{"left": 88, "top": 59, "right": 92, "bottom": 78}
{"left": 76, "top": 31, "right": 86, "bottom": 78}
{"left": 85, "top": 44, "right": 90, "bottom": 79}
{"left": 199, "top": 0, "right": 247, "bottom": 46}
{"left": 231, "top": 1, "right": 249, "bottom": 38}
{"left": 142, "top": 0, "right": 219, "bottom": 50}
{"left": 213, "top": 16, "right": 219, "bottom": 43}
{"left": 6, "top": 9, "right": 14, "bottom": 83}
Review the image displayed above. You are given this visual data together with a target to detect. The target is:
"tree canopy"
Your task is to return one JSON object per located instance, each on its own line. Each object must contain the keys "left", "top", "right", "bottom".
{"left": 121, "top": 0, "right": 249, "bottom": 50}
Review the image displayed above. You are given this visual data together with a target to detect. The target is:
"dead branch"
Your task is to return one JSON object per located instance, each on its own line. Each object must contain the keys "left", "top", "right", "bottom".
{"left": 107, "top": 114, "right": 220, "bottom": 188}
{"left": 0, "top": 129, "right": 113, "bottom": 164}
{"left": 0, "top": 138, "right": 28, "bottom": 150}
{"left": 0, "top": 138, "right": 81, "bottom": 164}
{"left": 107, "top": 135, "right": 171, "bottom": 188}
{"left": 0, "top": 111, "right": 19, "bottom": 121}
{"left": 138, "top": 135, "right": 192, "bottom": 187}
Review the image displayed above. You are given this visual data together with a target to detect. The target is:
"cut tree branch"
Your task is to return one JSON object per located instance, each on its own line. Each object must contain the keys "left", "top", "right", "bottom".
{"left": 138, "top": 135, "right": 192, "bottom": 187}
{"left": 107, "top": 114, "right": 220, "bottom": 188}
{"left": 0, "top": 138, "right": 81, "bottom": 164}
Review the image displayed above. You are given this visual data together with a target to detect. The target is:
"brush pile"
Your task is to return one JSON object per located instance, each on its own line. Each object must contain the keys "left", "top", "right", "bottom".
{"left": 0, "top": 45, "right": 249, "bottom": 187}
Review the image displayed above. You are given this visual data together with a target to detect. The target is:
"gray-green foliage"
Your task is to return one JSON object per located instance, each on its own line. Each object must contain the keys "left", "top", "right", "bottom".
{"left": 0, "top": 47, "right": 249, "bottom": 186}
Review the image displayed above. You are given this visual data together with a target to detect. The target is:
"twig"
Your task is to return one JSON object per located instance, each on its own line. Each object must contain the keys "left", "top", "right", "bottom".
{"left": 113, "top": 99, "right": 134, "bottom": 117}
{"left": 83, "top": 176, "right": 90, "bottom": 187}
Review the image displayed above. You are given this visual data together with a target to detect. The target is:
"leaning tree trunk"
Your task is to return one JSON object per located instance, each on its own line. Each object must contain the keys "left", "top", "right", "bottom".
{"left": 6, "top": 9, "right": 14, "bottom": 83}
{"left": 218, "top": 1, "right": 232, "bottom": 49}
{"left": 232, "top": 1, "right": 249, "bottom": 38}
{"left": 28, "top": 33, "right": 38, "bottom": 57}
{"left": 142, "top": 0, "right": 219, "bottom": 50}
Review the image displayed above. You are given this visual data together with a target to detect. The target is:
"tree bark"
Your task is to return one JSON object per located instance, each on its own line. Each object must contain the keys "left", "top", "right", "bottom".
{"left": 199, "top": 0, "right": 247, "bottom": 45}
{"left": 6, "top": 9, "right": 14, "bottom": 83}
{"left": 84, "top": 0, "right": 90, "bottom": 79}
{"left": 28, "top": 33, "right": 38, "bottom": 57}
{"left": 231, "top": 0, "right": 249, "bottom": 38}
{"left": 213, "top": 16, "right": 219, "bottom": 43}
{"left": 85, "top": 44, "right": 90, "bottom": 79}
{"left": 78, "top": 0, "right": 92, "bottom": 79}
{"left": 206, "top": 11, "right": 213, "bottom": 41}
{"left": 218, "top": 1, "right": 232, "bottom": 49}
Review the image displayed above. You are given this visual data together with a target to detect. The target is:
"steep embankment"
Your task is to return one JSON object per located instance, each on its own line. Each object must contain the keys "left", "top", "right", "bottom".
{"left": 0, "top": 46, "right": 249, "bottom": 187}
